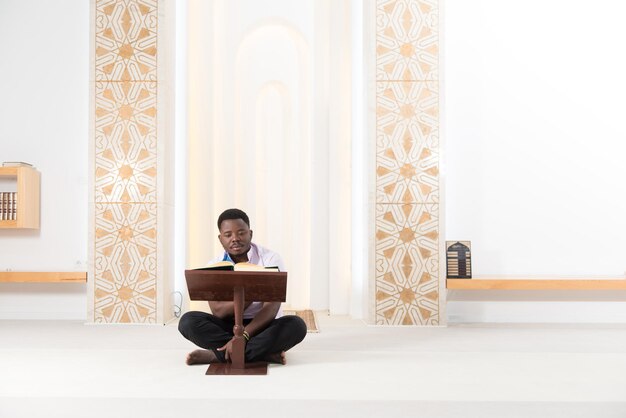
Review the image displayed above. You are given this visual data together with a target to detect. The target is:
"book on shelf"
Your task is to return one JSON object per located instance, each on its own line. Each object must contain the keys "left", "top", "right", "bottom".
{"left": 2, "top": 161, "right": 33, "bottom": 167}
{"left": 0, "top": 192, "right": 17, "bottom": 221}
{"left": 12, "top": 192, "right": 16, "bottom": 220}
{"left": 193, "top": 261, "right": 280, "bottom": 272}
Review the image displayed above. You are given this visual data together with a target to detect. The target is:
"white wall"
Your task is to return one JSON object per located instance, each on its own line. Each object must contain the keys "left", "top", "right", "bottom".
{"left": 7, "top": 0, "right": 625, "bottom": 323}
{"left": 445, "top": 1, "right": 626, "bottom": 322}
{"left": 445, "top": 0, "right": 626, "bottom": 278}
{"left": 0, "top": 0, "right": 89, "bottom": 319}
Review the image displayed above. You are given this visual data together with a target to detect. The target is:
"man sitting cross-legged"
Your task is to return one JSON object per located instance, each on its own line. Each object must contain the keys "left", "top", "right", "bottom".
{"left": 178, "top": 208, "right": 307, "bottom": 365}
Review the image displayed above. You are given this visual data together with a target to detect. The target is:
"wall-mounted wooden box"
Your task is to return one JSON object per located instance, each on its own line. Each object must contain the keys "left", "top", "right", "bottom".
{"left": 0, "top": 166, "right": 40, "bottom": 229}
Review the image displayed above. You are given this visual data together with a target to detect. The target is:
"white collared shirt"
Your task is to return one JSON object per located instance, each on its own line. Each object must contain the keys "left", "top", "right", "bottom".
{"left": 207, "top": 243, "right": 285, "bottom": 319}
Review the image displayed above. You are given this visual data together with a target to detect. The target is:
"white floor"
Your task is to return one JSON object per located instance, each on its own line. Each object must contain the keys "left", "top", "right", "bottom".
{"left": 2, "top": 314, "right": 626, "bottom": 418}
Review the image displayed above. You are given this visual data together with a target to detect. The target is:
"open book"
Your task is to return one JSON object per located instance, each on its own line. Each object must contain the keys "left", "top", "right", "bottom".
{"left": 195, "top": 261, "right": 280, "bottom": 272}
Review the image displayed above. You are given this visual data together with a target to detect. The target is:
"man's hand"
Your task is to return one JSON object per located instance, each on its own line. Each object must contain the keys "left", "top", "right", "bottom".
{"left": 217, "top": 336, "right": 246, "bottom": 362}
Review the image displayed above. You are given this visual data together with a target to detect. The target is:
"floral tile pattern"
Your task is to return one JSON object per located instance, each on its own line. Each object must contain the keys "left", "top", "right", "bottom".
{"left": 94, "top": 203, "right": 157, "bottom": 323}
{"left": 376, "top": 0, "right": 440, "bottom": 325}
{"left": 95, "top": 81, "right": 157, "bottom": 204}
{"left": 375, "top": 204, "right": 439, "bottom": 325}
{"left": 376, "top": 81, "right": 439, "bottom": 204}
{"left": 376, "top": 0, "right": 438, "bottom": 81}
{"left": 95, "top": 0, "right": 158, "bottom": 82}
{"left": 93, "top": 0, "right": 158, "bottom": 323}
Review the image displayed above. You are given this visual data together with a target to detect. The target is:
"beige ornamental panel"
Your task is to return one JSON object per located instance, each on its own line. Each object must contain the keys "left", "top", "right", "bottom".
{"left": 91, "top": 0, "right": 159, "bottom": 323}
{"left": 375, "top": 0, "right": 441, "bottom": 325}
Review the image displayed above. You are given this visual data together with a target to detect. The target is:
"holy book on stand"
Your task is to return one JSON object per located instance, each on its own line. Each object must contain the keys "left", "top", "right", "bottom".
{"left": 193, "top": 261, "right": 280, "bottom": 272}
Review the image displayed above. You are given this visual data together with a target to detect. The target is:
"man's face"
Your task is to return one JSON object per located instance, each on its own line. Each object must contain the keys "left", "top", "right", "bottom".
{"left": 218, "top": 219, "right": 253, "bottom": 257}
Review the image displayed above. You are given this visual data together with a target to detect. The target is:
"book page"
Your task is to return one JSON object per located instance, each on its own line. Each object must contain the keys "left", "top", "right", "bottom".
{"left": 234, "top": 263, "right": 279, "bottom": 272}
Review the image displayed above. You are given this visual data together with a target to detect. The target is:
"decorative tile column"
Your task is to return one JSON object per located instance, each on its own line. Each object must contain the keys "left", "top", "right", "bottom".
{"left": 90, "top": 0, "right": 169, "bottom": 323}
{"left": 375, "top": 0, "right": 442, "bottom": 325}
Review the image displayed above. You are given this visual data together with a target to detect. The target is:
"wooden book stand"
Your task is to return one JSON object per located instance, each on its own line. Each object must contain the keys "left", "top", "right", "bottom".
{"left": 184, "top": 269, "right": 287, "bottom": 375}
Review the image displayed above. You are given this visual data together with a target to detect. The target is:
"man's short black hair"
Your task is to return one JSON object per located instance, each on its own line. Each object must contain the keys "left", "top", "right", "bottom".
{"left": 217, "top": 208, "right": 250, "bottom": 230}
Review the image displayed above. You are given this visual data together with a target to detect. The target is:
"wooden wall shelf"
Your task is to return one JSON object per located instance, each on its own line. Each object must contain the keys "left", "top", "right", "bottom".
{"left": 447, "top": 278, "right": 626, "bottom": 290}
{"left": 0, "top": 272, "right": 87, "bottom": 283}
{"left": 0, "top": 166, "right": 40, "bottom": 229}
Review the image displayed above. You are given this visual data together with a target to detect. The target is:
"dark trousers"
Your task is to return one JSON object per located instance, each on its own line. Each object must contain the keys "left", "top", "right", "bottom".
{"left": 178, "top": 311, "right": 307, "bottom": 363}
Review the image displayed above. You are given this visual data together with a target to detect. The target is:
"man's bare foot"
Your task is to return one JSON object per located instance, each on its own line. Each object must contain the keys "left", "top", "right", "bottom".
{"left": 186, "top": 349, "right": 219, "bottom": 365}
{"left": 264, "top": 351, "right": 286, "bottom": 365}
